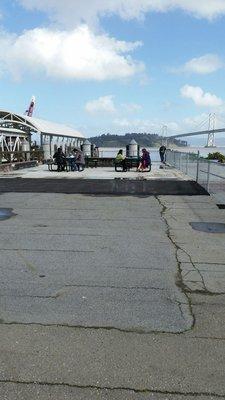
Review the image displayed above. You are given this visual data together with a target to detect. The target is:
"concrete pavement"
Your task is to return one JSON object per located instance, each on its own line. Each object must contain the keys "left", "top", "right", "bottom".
{"left": 0, "top": 163, "right": 186, "bottom": 180}
{"left": 0, "top": 192, "right": 225, "bottom": 399}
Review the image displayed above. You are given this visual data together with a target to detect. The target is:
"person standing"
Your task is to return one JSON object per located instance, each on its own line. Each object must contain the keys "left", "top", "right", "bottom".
{"left": 159, "top": 145, "right": 166, "bottom": 163}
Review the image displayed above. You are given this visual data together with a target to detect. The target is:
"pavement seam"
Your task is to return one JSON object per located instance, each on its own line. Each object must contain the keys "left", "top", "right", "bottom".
{"left": 181, "top": 262, "right": 225, "bottom": 266}
{"left": 64, "top": 284, "right": 166, "bottom": 290}
{"left": 0, "top": 380, "right": 224, "bottom": 397}
{"left": 0, "top": 285, "right": 167, "bottom": 299}
{"left": 0, "top": 248, "right": 95, "bottom": 253}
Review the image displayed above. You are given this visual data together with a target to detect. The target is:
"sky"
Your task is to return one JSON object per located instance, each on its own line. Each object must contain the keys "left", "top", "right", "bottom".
{"left": 1, "top": 1, "right": 225, "bottom": 145}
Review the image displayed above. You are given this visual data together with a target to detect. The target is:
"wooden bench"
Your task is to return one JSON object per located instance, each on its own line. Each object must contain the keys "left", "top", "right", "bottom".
{"left": 85, "top": 158, "right": 99, "bottom": 168}
{"left": 47, "top": 160, "right": 57, "bottom": 171}
{"left": 115, "top": 158, "right": 151, "bottom": 172}
{"left": 47, "top": 159, "right": 68, "bottom": 172}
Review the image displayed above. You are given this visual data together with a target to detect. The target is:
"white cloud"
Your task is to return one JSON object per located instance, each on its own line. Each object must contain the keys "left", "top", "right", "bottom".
{"left": 122, "top": 103, "right": 142, "bottom": 112}
{"left": 18, "top": 0, "right": 225, "bottom": 28}
{"left": 85, "top": 96, "right": 116, "bottom": 114}
{"left": 176, "top": 54, "right": 223, "bottom": 74}
{"left": 113, "top": 118, "right": 180, "bottom": 133}
{"left": 113, "top": 118, "right": 132, "bottom": 128}
{"left": 0, "top": 26, "right": 144, "bottom": 81}
{"left": 86, "top": 97, "right": 142, "bottom": 115}
{"left": 180, "top": 85, "right": 223, "bottom": 107}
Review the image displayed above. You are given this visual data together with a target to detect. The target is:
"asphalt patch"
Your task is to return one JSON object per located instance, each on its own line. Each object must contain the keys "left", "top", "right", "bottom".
{"left": 0, "top": 208, "right": 16, "bottom": 221}
{"left": 190, "top": 221, "right": 225, "bottom": 233}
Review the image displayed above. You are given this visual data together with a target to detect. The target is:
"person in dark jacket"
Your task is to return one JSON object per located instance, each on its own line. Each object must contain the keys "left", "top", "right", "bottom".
{"left": 53, "top": 148, "right": 67, "bottom": 172}
{"left": 159, "top": 145, "right": 166, "bottom": 163}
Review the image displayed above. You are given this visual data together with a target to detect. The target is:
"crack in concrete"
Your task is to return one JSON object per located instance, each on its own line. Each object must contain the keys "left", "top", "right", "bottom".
{"left": 0, "top": 320, "right": 190, "bottom": 335}
{"left": 156, "top": 198, "right": 225, "bottom": 299}
{"left": 173, "top": 299, "right": 190, "bottom": 321}
{"left": 0, "top": 379, "right": 224, "bottom": 397}
{"left": 180, "top": 265, "right": 224, "bottom": 296}
{"left": 178, "top": 268, "right": 225, "bottom": 296}
{"left": 181, "top": 254, "right": 207, "bottom": 293}
{"left": 181, "top": 269, "right": 196, "bottom": 279}
{"left": 155, "top": 196, "right": 195, "bottom": 330}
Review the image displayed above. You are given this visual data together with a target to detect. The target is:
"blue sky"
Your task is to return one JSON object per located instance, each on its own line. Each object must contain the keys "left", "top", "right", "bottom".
{"left": 1, "top": 1, "right": 225, "bottom": 144}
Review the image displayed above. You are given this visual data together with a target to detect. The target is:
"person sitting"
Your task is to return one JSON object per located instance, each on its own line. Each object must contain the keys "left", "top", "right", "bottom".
{"left": 115, "top": 149, "right": 127, "bottom": 172}
{"left": 93, "top": 146, "right": 99, "bottom": 158}
{"left": 68, "top": 151, "right": 77, "bottom": 171}
{"left": 137, "top": 148, "right": 151, "bottom": 172}
{"left": 74, "top": 148, "right": 85, "bottom": 172}
{"left": 53, "top": 147, "right": 67, "bottom": 172}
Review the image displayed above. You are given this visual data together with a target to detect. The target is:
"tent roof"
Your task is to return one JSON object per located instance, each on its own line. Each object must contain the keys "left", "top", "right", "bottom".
{"left": 0, "top": 110, "right": 85, "bottom": 139}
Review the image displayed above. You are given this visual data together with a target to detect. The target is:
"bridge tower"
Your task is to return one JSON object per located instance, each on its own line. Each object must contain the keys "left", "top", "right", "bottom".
{"left": 161, "top": 125, "right": 167, "bottom": 145}
{"left": 206, "top": 113, "right": 216, "bottom": 147}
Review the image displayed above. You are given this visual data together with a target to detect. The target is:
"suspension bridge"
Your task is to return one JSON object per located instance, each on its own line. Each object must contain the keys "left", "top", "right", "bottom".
{"left": 165, "top": 114, "right": 225, "bottom": 147}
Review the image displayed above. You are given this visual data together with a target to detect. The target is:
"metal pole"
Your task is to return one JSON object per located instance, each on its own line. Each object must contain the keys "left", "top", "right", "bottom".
{"left": 186, "top": 153, "right": 189, "bottom": 175}
{"left": 206, "top": 161, "right": 211, "bottom": 192}
{"left": 196, "top": 151, "right": 200, "bottom": 183}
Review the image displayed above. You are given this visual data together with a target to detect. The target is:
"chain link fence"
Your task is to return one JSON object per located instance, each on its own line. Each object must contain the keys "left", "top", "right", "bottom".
{"left": 166, "top": 149, "right": 225, "bottom": 194}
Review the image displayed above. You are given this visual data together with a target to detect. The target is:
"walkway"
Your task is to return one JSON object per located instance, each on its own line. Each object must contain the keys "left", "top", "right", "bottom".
{"left": 1, "top": 192, "right": 225, "bottom": 398}
{"left": 0, "top": 163, "right": 187, "bottom": 180}
{"left": 0, "top": 163, "right": 207, "bottom": 196}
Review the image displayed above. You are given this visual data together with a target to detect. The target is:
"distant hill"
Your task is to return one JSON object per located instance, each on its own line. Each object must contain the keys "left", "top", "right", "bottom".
{"left": 88, "top": 133, "right": 187, "bottom": 147}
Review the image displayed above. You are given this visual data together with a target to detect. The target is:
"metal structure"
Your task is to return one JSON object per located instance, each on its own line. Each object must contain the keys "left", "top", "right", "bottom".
{"left": 167, "top": 114, "right": 224, "bottom": 147}
{"left": 0, "top": 110, "right": 85, "bottom": 161}
{"left": 168, "top": 127, "right": 225, "bottom": 145}
{"left": 207, "top": 113, "right": 216, "bottom": 147}
{"left": 161, "top": 125, "right": 168, "bottom": 145}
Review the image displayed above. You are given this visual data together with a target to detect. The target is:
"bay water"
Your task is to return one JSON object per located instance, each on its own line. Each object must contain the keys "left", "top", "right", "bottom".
{"left": 98, "top": 146, "right": 225, "bottom": 161}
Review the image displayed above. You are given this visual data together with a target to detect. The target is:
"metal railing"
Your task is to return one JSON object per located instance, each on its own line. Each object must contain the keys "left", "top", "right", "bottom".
{"left": 166, "top": 149, "right": 225, "bottom": 193}
{"left": 0, "top": 150, "right": 44, "bottom": 164}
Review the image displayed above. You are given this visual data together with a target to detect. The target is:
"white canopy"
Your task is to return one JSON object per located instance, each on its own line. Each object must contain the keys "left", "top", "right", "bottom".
{"left": 0, "top": 110, "right": 85, "bottom": 139}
